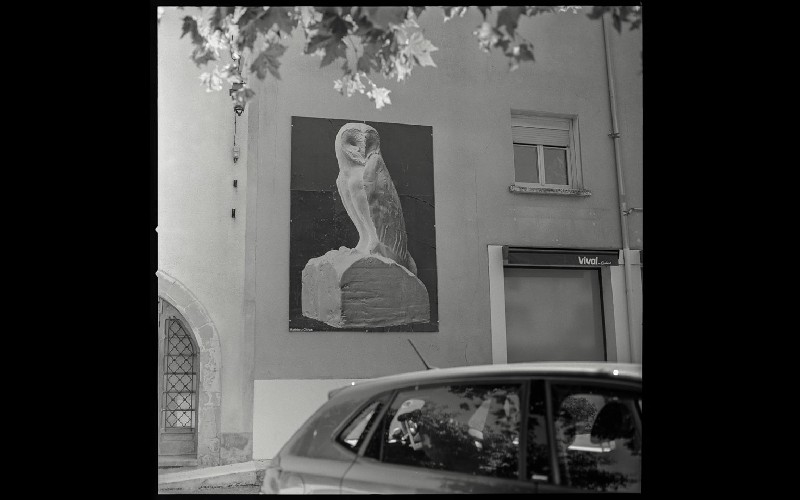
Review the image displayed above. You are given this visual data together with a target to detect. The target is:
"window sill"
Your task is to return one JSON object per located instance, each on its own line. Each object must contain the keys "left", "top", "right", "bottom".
{"left": 509, "top": 184, "right": 592, "bottom": 196}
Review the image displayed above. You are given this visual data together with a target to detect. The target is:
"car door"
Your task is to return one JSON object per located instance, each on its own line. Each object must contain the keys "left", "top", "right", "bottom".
{"left": 340, "top": 379, "right": 540, "bottom": 494}
{"left": 536, "top": 377, "right": 642, "bottom": 493}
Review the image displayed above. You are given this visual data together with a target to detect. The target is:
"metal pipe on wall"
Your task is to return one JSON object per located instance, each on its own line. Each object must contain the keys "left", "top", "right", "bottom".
{"left": 602, "top": 14, "right": 640, "bottom": 364}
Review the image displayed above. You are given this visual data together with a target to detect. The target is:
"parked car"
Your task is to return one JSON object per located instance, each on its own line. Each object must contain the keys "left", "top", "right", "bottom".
{"left": 260, "top": 362, "right": 642, "bottom": 494}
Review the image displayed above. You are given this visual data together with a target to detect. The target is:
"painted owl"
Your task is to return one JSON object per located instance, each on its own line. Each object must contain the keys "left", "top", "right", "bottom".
{"left": 334, "top": 122, "right": 418, "bottom": 275}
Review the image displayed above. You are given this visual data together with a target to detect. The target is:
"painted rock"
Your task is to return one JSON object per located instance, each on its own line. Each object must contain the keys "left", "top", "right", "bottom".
{"left": 301, "top": 248, "right": 430, "bottom": 329}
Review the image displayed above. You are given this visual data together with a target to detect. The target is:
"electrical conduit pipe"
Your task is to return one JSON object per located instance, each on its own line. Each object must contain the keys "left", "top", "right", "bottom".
{"left": 602, "top": 14, "right": 640, "bottom": 364}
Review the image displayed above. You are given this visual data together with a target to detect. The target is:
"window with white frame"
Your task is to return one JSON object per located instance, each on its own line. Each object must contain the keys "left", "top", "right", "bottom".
{"left": 510, "top": 112, "right": 590, "bottom": 196}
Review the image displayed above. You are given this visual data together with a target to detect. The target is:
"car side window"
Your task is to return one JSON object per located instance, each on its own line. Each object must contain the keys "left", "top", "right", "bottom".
{"left": 374, "top": 383, "right": 522, "bottom": 479}
{"left": 550, "top": 384, "right": 641, "bottom": 492}
{"left": 336, "top": 399, "right": 384, "bottom": 452}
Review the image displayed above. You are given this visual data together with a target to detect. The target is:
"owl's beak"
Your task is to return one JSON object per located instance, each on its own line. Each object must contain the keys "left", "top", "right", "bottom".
{"left": 346, "top": 145, "right": 366, "bottom": 164}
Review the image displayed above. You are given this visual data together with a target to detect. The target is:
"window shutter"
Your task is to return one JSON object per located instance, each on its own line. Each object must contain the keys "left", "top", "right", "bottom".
{"left": 513, "top": 127, "right": 570, "bottom": 147}
{"left": 512, "top": 114, "right": 571, "bottom": 147}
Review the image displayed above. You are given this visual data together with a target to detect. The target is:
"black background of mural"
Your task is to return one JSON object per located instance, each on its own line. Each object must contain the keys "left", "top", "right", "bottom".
{"left": 290, "top": 116, "right": 439, "bottom": 332}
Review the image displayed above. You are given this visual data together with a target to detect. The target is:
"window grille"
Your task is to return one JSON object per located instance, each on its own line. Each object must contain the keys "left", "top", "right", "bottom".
{"left": 162, "top": 318, "right": 197, "bottom": 430}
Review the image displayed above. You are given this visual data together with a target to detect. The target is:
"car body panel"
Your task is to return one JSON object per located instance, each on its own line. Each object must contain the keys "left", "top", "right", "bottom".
{"left": 278, "top": 455, "right": 353, "bottom": 494}
{"left": 341, "top": 456, "right": 540, "bottom": 494}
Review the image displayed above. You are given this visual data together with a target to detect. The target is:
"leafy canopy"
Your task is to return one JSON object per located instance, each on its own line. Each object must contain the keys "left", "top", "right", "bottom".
{"left": 158, "top": 6, "right": 641, "bottom": 111}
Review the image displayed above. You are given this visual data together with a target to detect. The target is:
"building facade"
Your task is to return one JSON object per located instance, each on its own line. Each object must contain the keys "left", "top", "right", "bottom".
{"left": 156, "top": 7, "right": 642, "bottom": 466}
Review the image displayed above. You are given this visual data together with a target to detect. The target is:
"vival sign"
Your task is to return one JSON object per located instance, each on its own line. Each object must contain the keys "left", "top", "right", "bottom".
{"left": 577, "top": 256, "right": 613, "bottom": 266}
{"left": 505, "top": 248, "right": 619, "bottom": 267}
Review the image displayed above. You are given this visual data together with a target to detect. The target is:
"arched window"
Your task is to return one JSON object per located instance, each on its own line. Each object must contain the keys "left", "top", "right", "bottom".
{"left": 163, "top": 318, "right": 197, "bottom": 429}
{"left": 158, "top": 299, "right": 199, "bottom": 458}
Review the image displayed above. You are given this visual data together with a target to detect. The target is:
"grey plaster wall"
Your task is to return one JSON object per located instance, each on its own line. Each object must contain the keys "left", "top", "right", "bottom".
{"left": 247, "top": 8, "right": 643, "bottom": 379}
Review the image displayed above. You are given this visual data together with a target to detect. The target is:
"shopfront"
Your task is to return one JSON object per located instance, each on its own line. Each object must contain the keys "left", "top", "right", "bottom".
{"left": 488, "top": 246, "right": 639, "bottom": 364}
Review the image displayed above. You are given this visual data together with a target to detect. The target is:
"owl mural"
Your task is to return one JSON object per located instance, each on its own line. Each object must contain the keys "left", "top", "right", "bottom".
{"left": 293, "top": 117, "right": 436, "bottom": 331}
{"left": 334, "top": 122, "right": 418, "bottom": 275}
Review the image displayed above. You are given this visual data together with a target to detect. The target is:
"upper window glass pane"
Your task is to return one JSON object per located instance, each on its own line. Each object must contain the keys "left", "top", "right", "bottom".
{"left": 379, "top": 384, "right": 522, "bottom": 479}
{"left": 513, "top": 144, "right": 539, "bottom": 183}
{"left": 543, "top": 147, "right": 568, "bottom": 185}
{"left": 551, "top": 384, "right": 641, "bottom": 492}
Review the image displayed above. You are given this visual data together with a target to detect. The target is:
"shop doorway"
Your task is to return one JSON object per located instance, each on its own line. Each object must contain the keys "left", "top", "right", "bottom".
{"left": 157, "top": 298, "right": 198, "bottom": 458}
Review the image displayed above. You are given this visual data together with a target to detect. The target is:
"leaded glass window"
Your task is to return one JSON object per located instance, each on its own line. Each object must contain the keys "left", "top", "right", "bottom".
{"left": 162, "top": 318, "right": 197, "bottom": 431}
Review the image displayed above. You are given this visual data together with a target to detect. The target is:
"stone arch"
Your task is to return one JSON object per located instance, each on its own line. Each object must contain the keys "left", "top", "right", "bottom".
{"left": 157, "top": 269, "right": 222, "bottom": 466}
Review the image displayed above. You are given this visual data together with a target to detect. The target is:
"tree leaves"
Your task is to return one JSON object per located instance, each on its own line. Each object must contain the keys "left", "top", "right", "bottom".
{"left": 473, "top": 7, "right": 539, "bottom": 72}
{"left": 302, "top": 32, "right": 324, "bottom": 55}
{"left": 231, "top": 6, "right": 248, "bottom": 24}
{"left": 250, "top": 43, "right": 288, "bottom": 79}
{"left": 509, "top": 42, "right": 535, "bottom": 70}
{"left": 304, "top": 9, "right": 350, "bottom": 56}
{"left": 366, "top": 86, "right": 391, "bottom": 109}
{"left": 357, "top": 41, "right": 380, "bottom": 73}
{"left": 236, "top": 8, "right": 264, "bottom": 51}
{"left": 210, "top": 6, "right": 231, "bottom": 32}
{"left": 525, "top": 6, "right": 558, "bottom": 17}
{"left": 496, "top": 6, "right": 525, "bottom": 38}
{"left": 180, "top": 5, "right": 641, "bottom": 110}
{"left": 230, "top": 87, "right": 255, "bottom": 107}
{"left": 406, "top": 31, "right": 438, "bottom": 67}
{"left": 199, "top": 69, "right": 224, "bottom": 92}
{"left": 181, "top": 14, "right": 224, "bottom": 67}
{"left": 411, "top": 7, "right": 427, "bottom": 20}
{"left": 320, "top": 40, "right": 347, "bottom": 68}
{"left": 442, "top": 6, "right": 468, "bottom": 22}
{"left": 191, "top": 46, "right": 217, "bottom": 66}
{"left": 586, "top": 6, "right": 642, "bottom": 33}
{"left": 474, "top": 21, "right": 498, "bottom": 52}
{"left": 364, "top": 7, "right": 407, "bottom": 29}
{"left": 255, "top": 6, "right": 296, "bottom": 36}
{"left": 586, "top": 6, "right": 610, "bottom": 20}
{"left": 180, "top": 16, "right": 204, "bottom": 46}
{"left": 517, "top": 43, "right": 534, "bottom": 61}
{"left": 234, "top": 7, "right": 297, "bottom": 52}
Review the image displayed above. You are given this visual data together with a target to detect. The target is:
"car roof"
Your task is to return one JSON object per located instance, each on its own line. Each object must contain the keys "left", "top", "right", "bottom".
{"left": 332, "top": 362, "right": 641, "bottom": 399}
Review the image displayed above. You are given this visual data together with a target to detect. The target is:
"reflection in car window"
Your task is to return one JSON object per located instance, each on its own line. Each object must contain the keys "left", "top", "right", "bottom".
{"left": 377, "top": 384, "right": 522, "bottom": 479}
{"left": 337, "top": 400, "right": 383, "bottom": 452}
{"left": 551, "top": 384, "right": 641, "bottom": 492}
